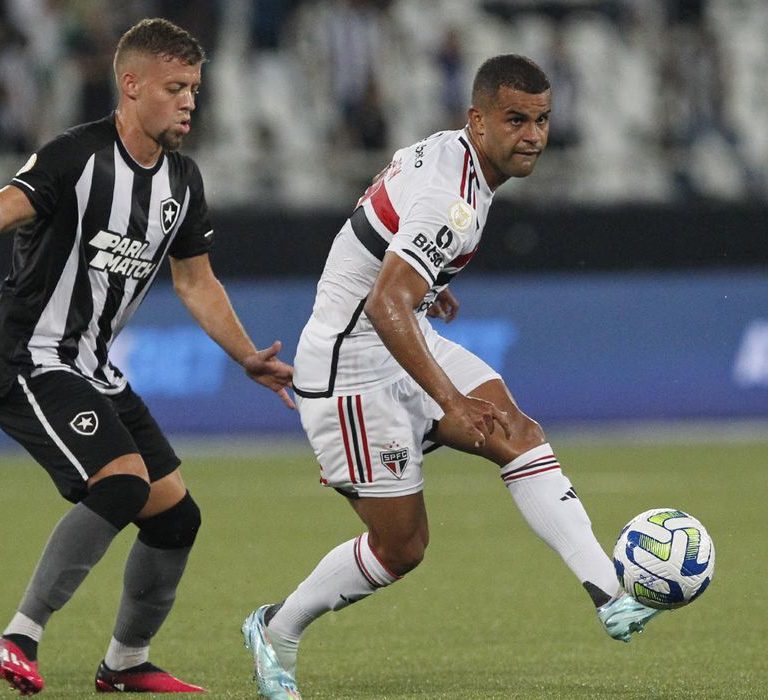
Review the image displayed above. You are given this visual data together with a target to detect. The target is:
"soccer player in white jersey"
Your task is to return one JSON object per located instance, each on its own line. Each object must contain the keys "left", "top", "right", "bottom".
{"left": 242, "top": 54, "right": 661, "bottom": 699}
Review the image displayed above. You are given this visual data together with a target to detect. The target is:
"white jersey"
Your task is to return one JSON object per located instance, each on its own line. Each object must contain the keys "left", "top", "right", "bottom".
{"left": 293, "top": 128, "right": 494, "bottom": 397}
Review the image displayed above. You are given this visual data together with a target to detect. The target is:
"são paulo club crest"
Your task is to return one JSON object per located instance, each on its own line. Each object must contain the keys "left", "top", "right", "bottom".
{"left": 160, "top": 197, "right": 181, "bottom": 235}
{"left": 379, "top": 444, "right": 410, "bottom": 479}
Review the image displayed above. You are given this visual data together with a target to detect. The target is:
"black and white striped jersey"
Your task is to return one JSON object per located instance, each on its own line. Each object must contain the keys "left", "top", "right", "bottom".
{"left": 0, "top": 113, "right": 213, "bottom": 396}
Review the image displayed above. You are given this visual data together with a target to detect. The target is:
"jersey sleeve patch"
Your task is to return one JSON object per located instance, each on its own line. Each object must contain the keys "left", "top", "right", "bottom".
{"left": 448, "top": 199, "right": 474, "bottom": 233}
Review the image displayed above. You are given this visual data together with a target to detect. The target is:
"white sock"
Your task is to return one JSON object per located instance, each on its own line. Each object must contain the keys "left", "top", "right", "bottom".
{"left": 502, "top": 443, "right": 621, "bottom": 602}
{"left": 3, "top": 612, "right": 43, "bottom": 642}
{"left": 104, "top": 637, "right": 149, "bottom": 671}
{"left": 267, "top": 533, "right": 399, "bottom": 675}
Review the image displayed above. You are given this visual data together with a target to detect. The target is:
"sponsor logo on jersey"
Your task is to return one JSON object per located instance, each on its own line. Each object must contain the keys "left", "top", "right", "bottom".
{"left": 412, "top": 232, "right": 446, "bottom": 267}
{"left": 70, "top": 410, "right": 99, "bottom": 436}
{"left": 15, "top": 153, "right": 37, "bottom": 176}
{"left": 160, "top": 197, "right": 181, "bottom": 235}
{"left": 380, "top": 446, "right": 409, "bottom": 479}
{"left": 436, "top": 225, "right": 454, "bottom": 249}
{"left": 449, "top": 200, "right": 473, "bottom": 232}
{"left": 88, "top": 230, "right": 156, "bottom": 279}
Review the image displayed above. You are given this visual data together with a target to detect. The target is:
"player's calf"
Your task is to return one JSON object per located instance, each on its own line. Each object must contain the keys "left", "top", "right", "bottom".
{"left": 501, "top": 443, "right": 621, "bottom": 606}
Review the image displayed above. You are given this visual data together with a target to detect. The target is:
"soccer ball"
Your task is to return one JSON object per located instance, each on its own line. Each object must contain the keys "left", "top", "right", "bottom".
{"left": 612, "top": 508, "right": 715, "bottom": 609}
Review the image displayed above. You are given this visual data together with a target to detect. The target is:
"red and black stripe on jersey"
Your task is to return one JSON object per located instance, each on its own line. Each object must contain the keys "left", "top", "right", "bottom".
{"left": 458, "top": 136, "right": 480, "bottom": 209}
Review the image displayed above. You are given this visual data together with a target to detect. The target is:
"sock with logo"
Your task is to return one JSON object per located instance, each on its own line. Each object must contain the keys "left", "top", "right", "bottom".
{"left": 266, "top": 533, "right": 399, "bottom": 675}
{"left": 501, "top": 443, "right": 621, "bottom": 606}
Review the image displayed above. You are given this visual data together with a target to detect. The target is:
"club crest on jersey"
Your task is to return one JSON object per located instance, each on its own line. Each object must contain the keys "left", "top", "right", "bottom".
{"left": 449, "top": 200, "right": 473, "bottom": 233}
{"left": 70, "top": 410, "right": 99, "bottom": 436}
{"left": 160, "top": 197, "right": 180, "bottom": 235}
{"left": 380, "top": 446, "right": 409, "bottom": 479}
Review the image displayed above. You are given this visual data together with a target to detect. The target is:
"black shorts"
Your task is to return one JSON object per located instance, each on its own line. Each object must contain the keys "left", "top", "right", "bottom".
{"left": 0, "top": 371, "right": 180, "bottom": 503}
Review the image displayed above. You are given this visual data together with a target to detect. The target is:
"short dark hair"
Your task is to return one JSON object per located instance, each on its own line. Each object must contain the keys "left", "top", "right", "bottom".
{"left": 472, "top": 54, "right": 550, "bottom": 106}
{"left": 114, "top": 18, "right": 206, "bottom": 68}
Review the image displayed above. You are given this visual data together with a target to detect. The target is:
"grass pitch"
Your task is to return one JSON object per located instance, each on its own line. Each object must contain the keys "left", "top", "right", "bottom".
{"left": 1, "top": 437, "right": 766, "bottom": 699}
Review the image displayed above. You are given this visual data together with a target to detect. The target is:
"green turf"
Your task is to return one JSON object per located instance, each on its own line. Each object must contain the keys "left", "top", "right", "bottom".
{"left": 1, "top": 439, "right": 766, "bottom": 699}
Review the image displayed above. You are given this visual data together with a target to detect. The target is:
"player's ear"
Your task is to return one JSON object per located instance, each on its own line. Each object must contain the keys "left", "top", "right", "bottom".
{"left": 468, "top": 106, "right": 484, "bottom": 136}
{"left": 120, "top": 71, "right": 141, "bottom": 101}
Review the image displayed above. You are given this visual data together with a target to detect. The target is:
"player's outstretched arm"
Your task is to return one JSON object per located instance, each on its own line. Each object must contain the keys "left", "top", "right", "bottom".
{"left": 0, "top": 185, "right": 36, "bottom": 234}
{"left": 170, "top": 253, "right": 295, "bottom": 409}
{"left": 365, "top": 252, "right": 507, "bottom": 447}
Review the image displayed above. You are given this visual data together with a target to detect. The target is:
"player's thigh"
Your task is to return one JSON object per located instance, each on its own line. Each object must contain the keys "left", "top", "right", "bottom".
{"left": 111, "top": 383, "right": 181, "bottom": 486}
{"left": 296, "top": 379, "right": 432, "bottom": 499}
{"left": 420, "top": 331, "right": 501, "bottom": 449}
{"left": 424, "top": 335, "right": 545, "bottom": 463}
{"left": 0, "top": 372, "right": 144, "bottom": 503}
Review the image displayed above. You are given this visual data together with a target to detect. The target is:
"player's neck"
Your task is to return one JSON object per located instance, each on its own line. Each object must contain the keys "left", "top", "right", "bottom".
{"left": 114, "top": 109, "right": 163, "bottom": 168}
{"left": 463, "top": 126, "right": 506, "bottom": 192}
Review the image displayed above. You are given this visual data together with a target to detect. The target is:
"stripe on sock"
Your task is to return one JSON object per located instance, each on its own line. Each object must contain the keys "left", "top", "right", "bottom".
{"left": 500, "top": 443, "right": 561, "bottom": 483}
{"left": 353, "top": 534, "right": 399, "bottom": 588}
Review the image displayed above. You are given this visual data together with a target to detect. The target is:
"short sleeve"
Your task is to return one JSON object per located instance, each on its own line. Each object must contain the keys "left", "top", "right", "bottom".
{"left": 387, "top": 188, "right": 476, "bottom": 286}
{"left": 168, "top": 159, "right": 214, "bottom": 259}
{"left": 9, "top": 134, "right": 80, "bottom": 219}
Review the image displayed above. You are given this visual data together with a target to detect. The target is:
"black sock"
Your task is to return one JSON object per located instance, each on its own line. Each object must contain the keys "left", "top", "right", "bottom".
{"left": 2, "top": 633, "right": 38, "bottom": 662}
{"left": 583, "top": 581, "right": 613, "bottom": 607}
{"left": 264, "top": 602, "right": 283, "bottom": 627}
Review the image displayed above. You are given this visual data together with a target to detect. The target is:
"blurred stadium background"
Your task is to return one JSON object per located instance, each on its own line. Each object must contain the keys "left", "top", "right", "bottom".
{"left": 0, "top": 0, "right": 767, "bottom": 442}
{"left": 1, "top": 4, "right": 767, "bottom": 697}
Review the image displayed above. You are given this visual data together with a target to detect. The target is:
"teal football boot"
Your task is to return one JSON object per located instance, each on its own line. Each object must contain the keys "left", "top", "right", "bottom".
{"left": 242, "top": 606, "right": 301, "bottom": 699}
{"left": 597, "top": 593, "right": 663, "bottom": 642}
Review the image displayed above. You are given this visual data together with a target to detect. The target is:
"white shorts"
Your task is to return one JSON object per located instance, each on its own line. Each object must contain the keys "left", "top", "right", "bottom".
{"left": 296, "top": 333, "right": 500, "bottom": 498}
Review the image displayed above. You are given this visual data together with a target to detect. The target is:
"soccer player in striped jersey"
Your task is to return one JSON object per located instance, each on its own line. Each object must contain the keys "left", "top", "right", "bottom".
{"left": 0, "top": 18, "right": 293, "bottom": 695}
{"left": 242, "top": 54, "right": 661, "bottom": 699}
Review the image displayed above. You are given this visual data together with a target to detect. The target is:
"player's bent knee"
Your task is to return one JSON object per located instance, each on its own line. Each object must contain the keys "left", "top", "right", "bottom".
{"left": 84, "top": 474, "right": 151, "bottom": 530}
{"left": 487, "top": 413, "right": 547, "bottom": 466}
{"left": 136, "top": 491, "right": 201, "bottom": 549}
{"left": 515, "top": 414, "right": 546, "bottom": 448}
{"left": 373, "top": 536, "right": 427, "bottom": 576}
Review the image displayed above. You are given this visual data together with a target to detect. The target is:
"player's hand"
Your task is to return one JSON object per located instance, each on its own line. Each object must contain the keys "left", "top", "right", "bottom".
{"left": 439, "top": 395, "right": 511, "bottom": 450}
{"left": 427, "top": 288, "right": 459, "bottom": 323}
{"left": 242, "top": 341, "right": 296, "bottom": 410}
